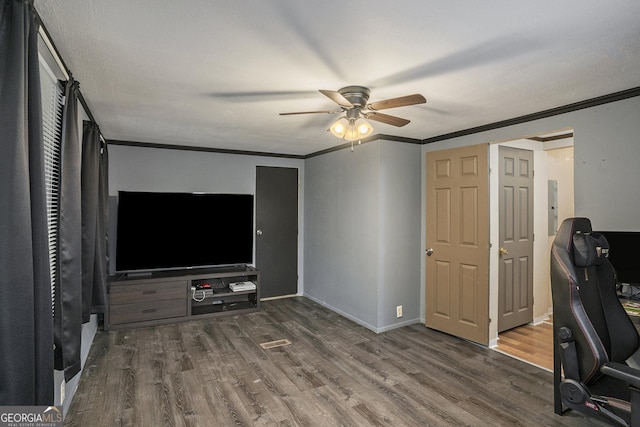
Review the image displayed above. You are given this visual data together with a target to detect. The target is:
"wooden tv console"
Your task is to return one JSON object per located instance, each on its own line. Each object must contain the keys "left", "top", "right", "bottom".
{"left": 105, "top": 266, "right": 260, "bottom": 330}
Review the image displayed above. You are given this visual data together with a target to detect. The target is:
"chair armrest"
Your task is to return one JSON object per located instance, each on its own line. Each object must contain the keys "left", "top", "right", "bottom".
{"left": 602, "top": 362, "right": 640, "bottom": 388}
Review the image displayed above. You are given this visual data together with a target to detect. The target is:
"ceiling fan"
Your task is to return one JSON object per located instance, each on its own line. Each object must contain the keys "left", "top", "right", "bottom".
{"left": 279, "top": 86, "right": 426, "bottom": 141}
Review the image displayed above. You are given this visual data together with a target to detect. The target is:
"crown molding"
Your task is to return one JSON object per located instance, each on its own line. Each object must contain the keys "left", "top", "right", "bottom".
{"left": 421, "top": 86, "right": 640, "bottom": 145}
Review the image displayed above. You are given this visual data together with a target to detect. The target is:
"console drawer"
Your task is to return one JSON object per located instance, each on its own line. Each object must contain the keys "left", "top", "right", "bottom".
{"left": 109, "top": 280, "right": 186, "bottom": 305}
{"left": 110, "top": 299, "right": 187, "bottom": 325}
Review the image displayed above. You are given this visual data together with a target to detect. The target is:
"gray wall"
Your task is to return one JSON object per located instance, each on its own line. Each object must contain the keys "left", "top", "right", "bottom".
{"left": 572, "top": 98, "right": 640, "bottom": 231}
{"left": 109, "top": 145, "right": 304, "bottom": 195}
{"left": 304, "top": 142, "right": 381, "bottom": 328}
{"left": 378, "top": 142, "right": 422, "bottom": 328}
{"left": 304, "top": 140, "right": 422, "bottom": 332}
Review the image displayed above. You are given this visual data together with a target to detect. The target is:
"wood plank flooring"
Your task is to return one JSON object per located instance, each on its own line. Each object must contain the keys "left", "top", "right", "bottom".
{"left": 64, "top": 298, "right": 605, "bottom": 426}
{"left": 495, "top": 320, "right": 554, "bottom": 372}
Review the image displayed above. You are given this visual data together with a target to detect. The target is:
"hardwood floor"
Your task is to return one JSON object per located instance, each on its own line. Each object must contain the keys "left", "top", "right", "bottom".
{"left": 64, "top": 298, "right": 605, "bottom": 426}
{"left": 495, "top": 319, "right": 554, "bottom": 372}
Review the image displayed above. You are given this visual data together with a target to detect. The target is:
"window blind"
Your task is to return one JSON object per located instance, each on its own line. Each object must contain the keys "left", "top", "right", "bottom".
{"left": 40, "top": 65, "right": 64, "bottom": 315}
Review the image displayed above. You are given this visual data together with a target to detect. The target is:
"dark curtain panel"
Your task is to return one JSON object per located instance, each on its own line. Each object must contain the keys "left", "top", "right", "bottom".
{"left": 54, "top": 78, "right": 82, "bottom": 382}
{"left": 81, "top": 121, "right": 108, "bottom": 322}
{"left": 96, "top": 137, "right": 109, "bottom": 309}
{"left": 0, "top": 0, "right": 54, "bottom": 405}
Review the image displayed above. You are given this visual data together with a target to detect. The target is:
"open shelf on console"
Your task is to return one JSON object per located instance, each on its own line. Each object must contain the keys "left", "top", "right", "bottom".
{"left": 190, "top": 283, "right": 257, "bottom": 316}
{"left": 191, "top": 298, "right": 257, "bottom": 316}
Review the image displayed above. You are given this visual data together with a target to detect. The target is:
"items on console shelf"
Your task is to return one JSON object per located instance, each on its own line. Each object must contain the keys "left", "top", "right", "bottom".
{"left": 191, "top": 286, "right": 212, "bottom": 302}
{"left": 229, "top": 281, "right": 257, "bottom": 292}
{"left": 193, "top": 279, "right": 227, "bottom": 292}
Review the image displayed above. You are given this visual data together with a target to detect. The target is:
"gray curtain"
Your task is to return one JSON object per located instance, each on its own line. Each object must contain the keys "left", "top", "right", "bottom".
{"left": 54, "top": 78, "right": 82, "bottom": 382}
{"left": 81, "top": 121, "right": 108, "bottom": 322}
{"left": 0, "top": 0, "right": 54, "bottom": 405}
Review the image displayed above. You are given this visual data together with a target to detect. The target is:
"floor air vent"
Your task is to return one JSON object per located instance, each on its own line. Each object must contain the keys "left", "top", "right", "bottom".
{"left": 259, "top": 339, "right": 291, "bottom": 349}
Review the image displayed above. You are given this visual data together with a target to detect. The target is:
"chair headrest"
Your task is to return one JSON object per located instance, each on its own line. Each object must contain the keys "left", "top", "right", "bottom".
{"left": 554, "top": 217, "right": 593, "bottom": 251}
{"left": 573, "top": 232, "right": 610, "bottom": 267}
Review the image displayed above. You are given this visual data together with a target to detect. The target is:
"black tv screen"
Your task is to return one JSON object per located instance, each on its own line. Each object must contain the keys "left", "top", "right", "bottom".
{"left": 597, "top": 231, "right": 640, "bottom": 285}
{"left": 115, "top": 191, "right": 254, "bottom": 272}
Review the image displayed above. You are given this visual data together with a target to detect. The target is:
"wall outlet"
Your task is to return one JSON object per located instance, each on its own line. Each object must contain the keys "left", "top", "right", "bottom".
{"left": 396, "top": 305, "right": 403, "bottom": 318}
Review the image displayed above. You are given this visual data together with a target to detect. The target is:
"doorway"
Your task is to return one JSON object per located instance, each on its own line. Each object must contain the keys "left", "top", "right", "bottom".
{"left": 491, "top": 132, "right": 574, "bottom": 369}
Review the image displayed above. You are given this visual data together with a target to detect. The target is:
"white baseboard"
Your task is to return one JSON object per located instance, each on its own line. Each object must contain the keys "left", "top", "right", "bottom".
{"left": 260, "top": 293, "right": 299, "bottom": 301}
{"left": 303, "top": 294, "right": 419, "bottom": 334}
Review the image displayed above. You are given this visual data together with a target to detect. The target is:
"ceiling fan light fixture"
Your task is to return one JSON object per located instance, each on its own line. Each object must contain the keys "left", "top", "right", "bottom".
{"left": 330, "top": 117, "right": 349, "bottom": 139}
{"left": 330, "top": 117, "right": 373, "bottom": 141}
{"left": 355, "top": 118, "right": 373, "bottom": 138}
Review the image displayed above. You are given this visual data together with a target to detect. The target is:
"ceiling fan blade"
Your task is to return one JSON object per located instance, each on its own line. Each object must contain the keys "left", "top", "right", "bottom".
{"left": 279, "top": 110, "right": 341, "bottom": 116}
{"left": 319, "top": 89, "right": 353, "bottom": 108}
{"left": 365, "top": 112, "right": 410, "bottom": 127}
{"left": 366, "top": 94, "right": 426, "bottom": 111}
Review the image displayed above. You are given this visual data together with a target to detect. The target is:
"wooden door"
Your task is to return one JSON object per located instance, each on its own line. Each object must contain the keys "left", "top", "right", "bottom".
{"left": 255, "top": 166, "right": 298, "bottom": 299}
{"left": 425, "top": 144, "right": 489, "bottom": 346}
{"left": 498, "top": 147, "right": 534, "bottom": 332}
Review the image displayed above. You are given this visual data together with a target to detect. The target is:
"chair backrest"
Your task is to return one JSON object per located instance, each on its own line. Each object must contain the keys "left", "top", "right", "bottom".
{"left": 551, "top": 217, "right": 639, "bottom": 384}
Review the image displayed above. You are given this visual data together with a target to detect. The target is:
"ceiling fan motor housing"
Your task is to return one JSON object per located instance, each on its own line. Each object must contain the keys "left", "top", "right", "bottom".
{"left": 338, "top": 86, "right": 370, "bottom": 107}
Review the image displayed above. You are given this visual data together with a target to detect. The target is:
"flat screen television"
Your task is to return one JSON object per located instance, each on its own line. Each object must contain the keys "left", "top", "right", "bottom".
{"left": 597, "top": 231, "right": 640, "bottom": 285}
{"left": 115, "top": 191, "right": 254, "bottom": 273}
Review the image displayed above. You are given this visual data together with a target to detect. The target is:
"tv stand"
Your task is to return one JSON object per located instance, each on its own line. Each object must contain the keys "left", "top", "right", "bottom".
{"left": 105, "top": 266, "right": 260, "bottom": 330}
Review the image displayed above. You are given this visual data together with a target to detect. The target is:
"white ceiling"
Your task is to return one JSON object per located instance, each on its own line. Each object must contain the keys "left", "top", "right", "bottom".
{"left": 35, "top": 0, "right": 640, "bottom": 156}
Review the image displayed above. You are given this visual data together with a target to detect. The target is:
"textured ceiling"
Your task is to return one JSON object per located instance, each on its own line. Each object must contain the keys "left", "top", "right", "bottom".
{"left": 35, "top": 0, "right": 640, "bottom": 156}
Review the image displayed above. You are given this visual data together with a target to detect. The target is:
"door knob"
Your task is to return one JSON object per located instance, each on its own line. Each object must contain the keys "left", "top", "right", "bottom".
{"left": 256, "top": 229, "right": 263, "bottom": 235}
{"left": 426, "top": 248, "right": 434, "bottom": 256}
{"left": 499, "top": 247, "right": 509, "bottom": 255}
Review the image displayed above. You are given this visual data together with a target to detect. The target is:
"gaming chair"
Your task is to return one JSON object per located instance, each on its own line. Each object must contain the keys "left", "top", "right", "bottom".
{"left": 551, "top": 217, "right": 640, "bottom": 426}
